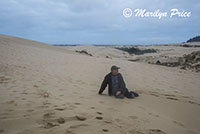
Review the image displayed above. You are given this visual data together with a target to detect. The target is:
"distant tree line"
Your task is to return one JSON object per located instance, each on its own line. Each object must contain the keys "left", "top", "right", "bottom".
{"left": 187, "top": 35, "right": 200, "bottom": 42}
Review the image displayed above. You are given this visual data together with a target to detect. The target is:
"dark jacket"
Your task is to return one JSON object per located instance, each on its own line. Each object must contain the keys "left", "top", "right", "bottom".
{"left": 98, "top": 72, "right": 127, "bottom": 96}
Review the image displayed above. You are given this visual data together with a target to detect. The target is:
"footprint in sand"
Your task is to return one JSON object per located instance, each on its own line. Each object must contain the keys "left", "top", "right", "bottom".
{"left": 173, "top": 121, "right": 184, "bottom": 127}
{"left": 128, "top": 129, "right": 145, "bottom": 134}
{"left": 99, "top": 101, "right": 105, "bottom": 104}
{"left": 7, "top": 109, "right": 14, "bottom": 112}
{"left": 97, "top": 112, "right": 103, "bottom": 115}
{"left": 114, "top": 118, "right": 122, "bottom": 123}
{"left": 54, "top": 105, "right": 59, "bottom": 107}
{"left": 164, "top": 94, "right": 176, "bottom": 97}
{"left": 8, "top": 100, "right": 17, "bottom": 106}
{"left": 44, "top": 122, "right": 59, "bottom": 129}
{"left": 80, "top": 96, "right": 86, "bottom": 99}
{"left": 38, "top": 90, "right": 51, "bottom": 98}
{"left": 59, "top": 88, "right": 65, "bottom": 91}
{"left": 69, "top": 105, "right": 77, "bottom": 109}
{"left": 147, "top": 129, "right": 166, "bottom": 134}
{"left": 0, "top": 116, "right": 7, "bottom": 120}
{"left": 0, "top": 129, "right": 4, "bottom": 133}
{"left": 43, "top": 112, "right": 55, "bottom": 119}
{"left": 33, "top": 84, "right": 39, "bottom": 88}
{"left": 150, "top": 93, "right": 160, "bottom": 97}
{"left": 166, "top": 97, "right": 179, "bottom": 101}
{"left": 96, "top": 116, "right": 103, "bottom": 120}
{"left": 23, "top": 114, "right": 30, "bottom": 118}
{"left": 188, "top": 101, "right": 200, "bottom": 106}
{"left": 57, "top": 117, "right": 65, "bottom": 124}
{"left": 58, "top": 114, "right": 88, "bottom": 124}
{"left": 69, "top": 123, "right": 89, "bottom": 129}
{"left": 43, "top": 113, "right": 88, "bottom": 130}
{"left": 74, "top": 102, "right": 81, "bottom": 105}
{"left": 75, "top": 115, "right": 87, "bottom": 121}
{"left": 65, "top": 130, "right": 74, "bottom": 134}
{"left": 66, "top": 124, "right": 89, "bottom": 134}
{"left": 43, "top": 101, "right": 51, "bottom": 105}
{"left": 148, "top": 113, "right": 159, "bottom": 117}
{"left": 182, "top": 96, "right": 190, "bottom": 98}
{"left": 21, "top": 90, "right": 28, "bottom": 95}
{"left": 55, "top": 107, "right": 66, "bottom": 111}
{"left": 42, "top": 113, "right": 58, "bottom": 129}
{"left": 104, "top": 120, "right": 112, "bottom": 124}
{"left": 129, "top": 115, "right": 139, "bottom": 120}
{"left": 7, "top": 100, "right": 15, "bottom": 104}
{"left": 26, "top": 109, "right": 34, "bottom": 112}
{"left": 42, "top": 113, "right": 66, "bottom": 129}
{"left": 0, "top": 76, "right": 10, "bottom": 84}
{"left": 138, "top": 106, "right": 146, "bottom": 110}
{"left": 91, "top": 107, "right": 95, "bottom": 109}
{"left": 102, "top": 129, "right": 109, "bottom": 132}
{"left": 59, "top": 94, "right": 64, "bottom": 97}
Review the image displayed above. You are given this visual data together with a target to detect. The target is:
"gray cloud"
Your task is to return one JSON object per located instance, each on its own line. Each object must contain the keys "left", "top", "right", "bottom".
{"left": 0, "top": 0, "right": 199, "bottom": 44}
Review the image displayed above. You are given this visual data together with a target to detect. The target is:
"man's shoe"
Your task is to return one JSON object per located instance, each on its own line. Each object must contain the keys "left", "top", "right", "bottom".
{"left": 126, "top": 92, "right": 135, "bottom": 99}
{"left": 126, "top": 94, "right": 134, "bottom": 99}
{"left": 130, "top": 91, "right": 139, "bottom": 97}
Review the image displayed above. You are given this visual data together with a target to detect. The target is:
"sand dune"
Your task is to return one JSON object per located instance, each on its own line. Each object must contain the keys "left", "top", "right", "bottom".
{"left": 0, "top": 35, "right": 200, "bottom": 134}
{"left": 62, "top": 45, "right": 131, "bottom": 59}
{"left": 63, "top": 43, "right": 200, "bottom": 72}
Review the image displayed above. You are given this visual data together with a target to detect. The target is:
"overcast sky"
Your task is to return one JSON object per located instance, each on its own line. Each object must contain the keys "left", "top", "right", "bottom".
{"left": 0, "top": 0, "right": 199, "bottom": 45}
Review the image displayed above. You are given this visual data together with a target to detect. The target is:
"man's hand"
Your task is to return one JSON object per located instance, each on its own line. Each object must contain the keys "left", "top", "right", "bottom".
{"left": 98, "top": 91, "right": 102, "bottom": 95}
{"left": 116, "top": 91, "right": 121, "bottom": 96}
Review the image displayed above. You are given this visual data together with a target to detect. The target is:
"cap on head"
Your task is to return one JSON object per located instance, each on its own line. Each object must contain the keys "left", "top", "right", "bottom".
{"left": 111, "top": 65, "right": 120, "bottom": 71}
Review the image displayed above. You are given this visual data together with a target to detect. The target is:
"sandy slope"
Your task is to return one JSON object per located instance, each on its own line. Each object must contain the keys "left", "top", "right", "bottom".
{"left": 0, "top": 35, "right": 200, "bottom": 134}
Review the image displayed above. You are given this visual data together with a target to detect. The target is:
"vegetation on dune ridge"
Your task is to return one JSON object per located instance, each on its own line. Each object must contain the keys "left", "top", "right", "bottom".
{"left": 155, "top": 51, "right": 200, "bottom": 72}
{"left": 115, "top": 46, "right": 157, "bottom": 55}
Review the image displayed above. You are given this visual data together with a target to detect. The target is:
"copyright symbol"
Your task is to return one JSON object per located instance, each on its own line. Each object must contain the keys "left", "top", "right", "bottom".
{"left": 123, "top": 8, "right": 132, "bottom": 18}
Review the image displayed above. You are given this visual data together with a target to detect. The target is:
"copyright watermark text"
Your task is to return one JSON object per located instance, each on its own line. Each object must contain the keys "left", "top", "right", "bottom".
{"left": 123, "top": 8, "right": 191, "bottom": 19}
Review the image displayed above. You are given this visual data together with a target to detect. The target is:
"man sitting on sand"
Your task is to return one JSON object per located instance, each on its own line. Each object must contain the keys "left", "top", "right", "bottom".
{"left": 98, "top": 65, "right": 139, "bottom": 99}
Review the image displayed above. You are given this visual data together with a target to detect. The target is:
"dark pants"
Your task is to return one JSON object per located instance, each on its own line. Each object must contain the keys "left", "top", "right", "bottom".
{"left": 114, "top": 88, "right": 139, "bottom": 98}
{"left": 114, "top": 87, "right": 129, "bottom": 96}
